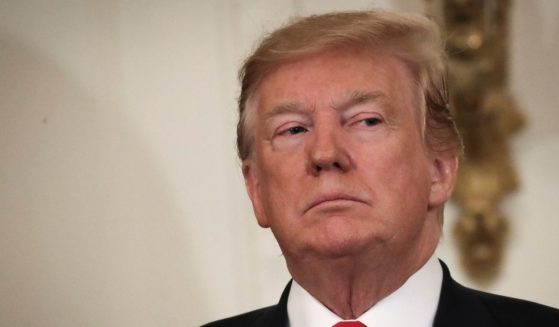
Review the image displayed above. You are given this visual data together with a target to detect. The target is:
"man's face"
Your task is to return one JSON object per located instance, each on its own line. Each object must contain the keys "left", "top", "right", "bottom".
{"left": 243, "top": 49, "right": 455, "bottom": 262}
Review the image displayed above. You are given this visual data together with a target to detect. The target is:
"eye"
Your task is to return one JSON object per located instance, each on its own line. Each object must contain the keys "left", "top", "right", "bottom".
{"left": 360, "top": 117, "right": 381, "bottom": 127}
{"left": 279, "top": 125, "right": 308, "bottom": 136}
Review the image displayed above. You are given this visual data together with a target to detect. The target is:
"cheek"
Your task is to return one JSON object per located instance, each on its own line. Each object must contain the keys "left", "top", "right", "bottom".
{"left": 360, "top": 136, "right": 432, "bottom": 200}
{"left": 256, "top": 154, "right": 304, "bottom": 216}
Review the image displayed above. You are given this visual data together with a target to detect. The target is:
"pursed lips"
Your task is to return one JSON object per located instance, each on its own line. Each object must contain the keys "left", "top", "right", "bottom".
{"left": 304, "top": 193, "right": 367, "bottom": 213}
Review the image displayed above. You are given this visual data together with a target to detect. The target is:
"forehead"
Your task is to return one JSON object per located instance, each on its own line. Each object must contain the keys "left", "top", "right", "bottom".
{"left": 252, "top": 49, "right": 418, "bottom": 117}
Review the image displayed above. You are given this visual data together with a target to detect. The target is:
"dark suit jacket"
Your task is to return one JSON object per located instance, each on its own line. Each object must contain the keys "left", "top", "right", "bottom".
{"left": 202, "top": 261, "right": 559, "bottom": 326}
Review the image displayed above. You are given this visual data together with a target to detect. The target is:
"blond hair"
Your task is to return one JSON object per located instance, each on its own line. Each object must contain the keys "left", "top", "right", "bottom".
{"left": 237, "top": 10, "right": 462, "bottom": 160}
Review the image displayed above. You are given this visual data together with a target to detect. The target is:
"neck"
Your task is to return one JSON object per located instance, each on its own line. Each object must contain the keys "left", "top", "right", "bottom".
{"left": 285, "top": 227, "right": 439, "bottom": 319}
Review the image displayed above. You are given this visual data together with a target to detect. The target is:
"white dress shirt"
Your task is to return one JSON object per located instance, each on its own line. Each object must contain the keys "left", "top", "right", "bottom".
{"left": 287, "top": 254, "right": 443, "bottom": 327}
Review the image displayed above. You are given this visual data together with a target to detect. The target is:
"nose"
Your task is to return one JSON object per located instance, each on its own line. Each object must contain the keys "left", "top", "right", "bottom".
{"left": 307, "top": 124, "right": 352, "bottom": 175}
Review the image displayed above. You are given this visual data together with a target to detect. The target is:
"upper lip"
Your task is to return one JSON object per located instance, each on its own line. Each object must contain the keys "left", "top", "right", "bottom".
{"left": 304, "top": 193, "right": 366, "bottom": 213}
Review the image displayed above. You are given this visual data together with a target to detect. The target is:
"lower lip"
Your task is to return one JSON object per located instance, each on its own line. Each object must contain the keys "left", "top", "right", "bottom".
{"left": 311, "top": 199, "right": 359, "bottom": 211}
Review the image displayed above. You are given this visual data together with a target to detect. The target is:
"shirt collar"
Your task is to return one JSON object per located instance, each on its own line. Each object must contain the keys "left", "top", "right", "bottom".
{"left": 287, "top": 254, "right": 443, "bottom": 327}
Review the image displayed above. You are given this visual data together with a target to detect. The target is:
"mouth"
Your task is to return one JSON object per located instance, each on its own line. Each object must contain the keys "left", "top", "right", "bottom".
{"left": 304, "top": 193, "right": 366, "bottom": 213}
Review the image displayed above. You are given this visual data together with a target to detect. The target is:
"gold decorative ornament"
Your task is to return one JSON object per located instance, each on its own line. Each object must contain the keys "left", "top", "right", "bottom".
{"left": 426, "top": 0, "right": 524, "bottom": 283}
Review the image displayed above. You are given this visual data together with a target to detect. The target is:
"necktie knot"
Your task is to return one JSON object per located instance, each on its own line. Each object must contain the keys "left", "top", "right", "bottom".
{"left": 333, "top": 321, "right": 367, "bottom": 327}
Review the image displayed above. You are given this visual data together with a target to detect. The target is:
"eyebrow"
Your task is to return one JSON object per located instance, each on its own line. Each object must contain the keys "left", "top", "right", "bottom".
{"left": 330, "top": 90, "right": 386, "bottom": 113}
{"left": 263, "top": 90, "right": 386, "bottom": 122}
{"left": 263, "top": 102, "right": 311, "bottom": 122}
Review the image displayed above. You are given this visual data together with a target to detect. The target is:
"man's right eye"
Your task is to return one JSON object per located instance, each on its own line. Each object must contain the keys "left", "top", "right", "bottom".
{"left": 279, "top": 126, "right": 308, "bottom": 135}
{"left": 288, "top": 126, "right": 308, "bottom": 135}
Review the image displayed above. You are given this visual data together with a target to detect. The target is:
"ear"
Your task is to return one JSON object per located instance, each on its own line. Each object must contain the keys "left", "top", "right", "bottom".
{"left": 242, "top": 159, "right": 270, "bottom": 228}
{"left": 428, "top": 153, "right": 458, "bottom": 209}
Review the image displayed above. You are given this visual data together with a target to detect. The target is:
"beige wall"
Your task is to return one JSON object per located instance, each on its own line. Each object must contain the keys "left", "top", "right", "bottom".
{"left": 1, "top": 1, "right": 558, "bottom": 326}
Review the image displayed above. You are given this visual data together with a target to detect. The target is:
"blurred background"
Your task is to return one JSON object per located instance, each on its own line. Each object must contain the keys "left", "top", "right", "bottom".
{"left": 1, "top": 1, "right": 558, "bottom": 326}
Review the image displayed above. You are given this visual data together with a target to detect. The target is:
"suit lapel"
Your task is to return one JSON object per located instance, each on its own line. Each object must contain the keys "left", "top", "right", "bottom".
{"left": 433, "top": 261, "right": 496, "bottom": 327}
{"left": 249, "top": 280, "right": 291, "bottom": 327}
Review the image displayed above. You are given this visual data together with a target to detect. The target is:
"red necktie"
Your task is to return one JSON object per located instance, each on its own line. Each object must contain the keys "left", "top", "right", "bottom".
{"left": 333, "top": 321, "right": 367, "bottom": 327}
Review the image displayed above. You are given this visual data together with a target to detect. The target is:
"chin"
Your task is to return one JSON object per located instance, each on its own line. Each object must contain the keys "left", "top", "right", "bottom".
{"left": 302, "top": 214, "right": 372, "bottom": 255}
{"left": 313, "top": 228, "right": 372, "bottom": 258}
{"left": 276, "top": 213, "right": 383, "bottom": 259}
{"left": 316, "top": 242, "right": 366, "bottom": 258}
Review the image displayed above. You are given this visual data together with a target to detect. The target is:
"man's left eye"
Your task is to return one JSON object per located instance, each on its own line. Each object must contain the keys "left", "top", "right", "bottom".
{"left": 361, "top": 117, "right": 381, "bottom": 126}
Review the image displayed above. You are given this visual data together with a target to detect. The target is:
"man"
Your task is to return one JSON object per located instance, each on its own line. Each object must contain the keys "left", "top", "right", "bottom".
{"left": 203, "top": 10, "right": 559, "bottom": 327}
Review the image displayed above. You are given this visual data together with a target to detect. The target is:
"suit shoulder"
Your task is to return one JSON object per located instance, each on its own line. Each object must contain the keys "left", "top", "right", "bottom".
{"left": 201, "top": 305, "right": 277, "bottom": 327}
{"left": 202, "top": 281, "right": 291, "bottom": 327}
{"left": 465, "top": 285, "right": 559, "bottom": 326}
{"left": 436, "top": 261, "right": 559, "bottom": 327}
